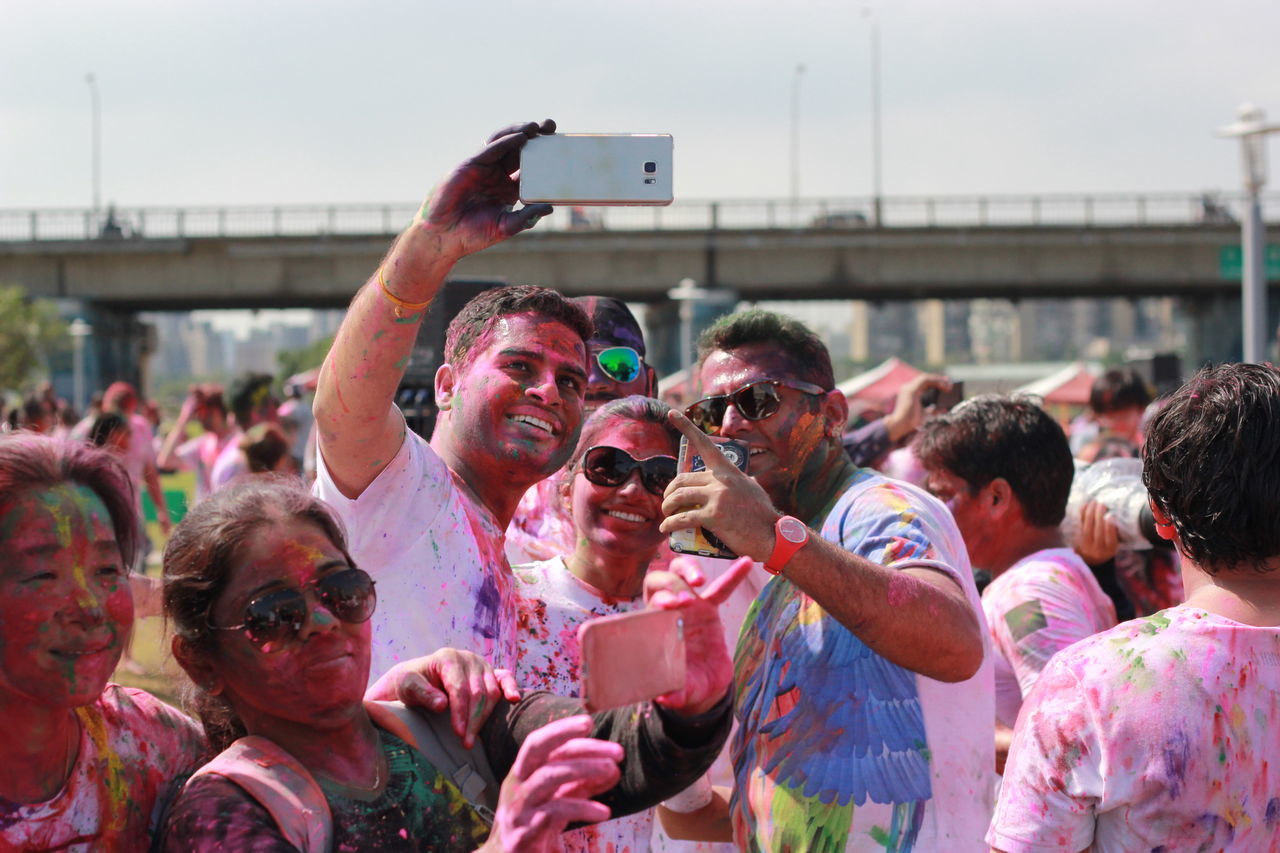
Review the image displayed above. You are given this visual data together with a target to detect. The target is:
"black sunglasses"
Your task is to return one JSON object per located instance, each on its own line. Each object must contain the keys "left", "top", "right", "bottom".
{"left": 209, "top": 567, "right": 377, "bottom": 652}
{"left": 684, "top": 379, "right": 828, "bottom": 435}
{"left": 581, "top": 445, "right": 678, "bottom": 496}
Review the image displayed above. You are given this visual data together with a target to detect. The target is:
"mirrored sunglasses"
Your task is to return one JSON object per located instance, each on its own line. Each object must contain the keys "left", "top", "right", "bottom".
{"left": 595, "top": 346, "right": 643, "bottom": 384}
{"left": 581, "top": 445, "right": 678, "bottom": 496}
{"left": 210, "top": 567, "right": 377, "bottom": 652}
{"left": 684, "top": 378, "right": 827, "bottom": 435}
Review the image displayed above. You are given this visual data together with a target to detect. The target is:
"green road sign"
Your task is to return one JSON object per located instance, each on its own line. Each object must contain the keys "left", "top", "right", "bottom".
{"left": 1220, "top": 244, "right": 1280, "bottom": 279}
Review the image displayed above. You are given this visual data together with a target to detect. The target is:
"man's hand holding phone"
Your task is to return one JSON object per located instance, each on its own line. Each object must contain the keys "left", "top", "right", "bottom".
{"left": 660, "top": 410, "right": 785, "bottom": 562}
{"left": 405, "top": 119, "right": 557, "bottom": 272}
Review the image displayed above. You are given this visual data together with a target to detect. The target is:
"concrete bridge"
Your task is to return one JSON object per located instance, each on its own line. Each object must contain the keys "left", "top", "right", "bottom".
{"left": 1, "top": 193, "right": 1272, "bottom": 309}
{"left": 1, "top": 193, "right": 1276, "bottom": 388}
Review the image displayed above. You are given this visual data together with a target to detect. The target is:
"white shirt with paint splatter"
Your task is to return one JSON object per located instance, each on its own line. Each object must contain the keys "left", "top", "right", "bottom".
{"left": 315, "top": 431, "right": 518, "bottom": 680}
{"left": 990, "top": 606, "right": 1280, "bottom": 852}
{"left": 981, "top": 547, "right": 1118, "bottom": 727}
{"left": 0, "top": 685, "right": 205, "bottom": 852}
{"left": 513, "top": 556, "right": 654, "bottom": 853}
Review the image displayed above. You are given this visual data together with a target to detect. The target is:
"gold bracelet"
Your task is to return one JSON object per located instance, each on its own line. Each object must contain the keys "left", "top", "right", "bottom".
{"left": 377, "top": 266, "right": 431, "bottom": 319}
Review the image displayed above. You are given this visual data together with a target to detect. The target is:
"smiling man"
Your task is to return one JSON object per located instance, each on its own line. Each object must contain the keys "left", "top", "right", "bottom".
{"left": 312, "top": 120, "right": 595, "bottom": 678}
{"left": 659, "top": 309, "right": 994, "bottom": 852}
{"left": 506, "top": 295, "right": 658, "bottom": 564}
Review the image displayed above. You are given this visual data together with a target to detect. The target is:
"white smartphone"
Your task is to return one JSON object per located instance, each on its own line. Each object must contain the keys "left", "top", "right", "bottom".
{"left": 519, "top": 133, "right": 674, "bottom": 206}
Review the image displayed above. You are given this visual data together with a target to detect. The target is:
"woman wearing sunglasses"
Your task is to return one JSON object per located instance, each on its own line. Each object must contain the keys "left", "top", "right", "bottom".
{"left": 160, "top": 476, "right": 735, "bottom": 852}
{"left": 511, "top": 395, "right": 682, "bottom": 852}
{"left": 0, "top": 434, "right": 539, "bottom": 850}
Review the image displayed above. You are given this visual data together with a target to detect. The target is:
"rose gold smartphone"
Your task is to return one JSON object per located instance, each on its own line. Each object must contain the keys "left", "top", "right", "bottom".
{"left": 578, "top": 608, "right": 687, "bottom": 712}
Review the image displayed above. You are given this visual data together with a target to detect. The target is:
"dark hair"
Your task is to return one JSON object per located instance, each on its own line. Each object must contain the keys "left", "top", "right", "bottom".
{"left": 21, "top": 395, "right": 49, "bottom": 427}
{"left": 444, "top": 285, "right": 593, "bottom": 368}
{"left": 228, "top": 373, "right": 275, "bottom": 424}
{"left": 914, "top": 395, "right": 1075, "bottom": 527}
{"left": 571, "top": 296, "right": 646, "bottom": 356}
{"left": 696, "top": 309, "right": 835, "bottom": 391}
{"left": 0, "top": 433, "right": 142, "bottom": 570}
{"left": 239, "top": 423, "right": 291, "bottom": 473}
{"left": 1089, "top": 368, "right": 1152, "bottom": 414}
{"left": 1142, "top": 362, "right": 1280, "bottom": 573}
{"left": 88, "top": 412, "right": 129, "bottom": 448}
{"left": 566, "top": 395, "right": 680, "bottom": 471}
{"left": 162, "top": 477, "right": 355, "bottom": 752}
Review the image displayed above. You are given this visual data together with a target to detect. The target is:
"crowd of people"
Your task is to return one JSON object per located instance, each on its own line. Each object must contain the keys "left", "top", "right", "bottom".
{"left": 1, "top": 119, "right": 1278, "bottom": 852}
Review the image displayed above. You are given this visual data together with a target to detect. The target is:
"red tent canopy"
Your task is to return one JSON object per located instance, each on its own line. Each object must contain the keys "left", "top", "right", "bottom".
{"left": 1016, "top": 362, "right": 1097, "bottom": 406}
{"left": 837, "top": 357, "right": 924, "bottom": 409}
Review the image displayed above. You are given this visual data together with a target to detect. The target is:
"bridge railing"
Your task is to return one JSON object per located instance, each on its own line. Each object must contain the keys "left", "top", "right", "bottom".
{"left": 0, "top": 192, "right": 1271, "bottom": 242}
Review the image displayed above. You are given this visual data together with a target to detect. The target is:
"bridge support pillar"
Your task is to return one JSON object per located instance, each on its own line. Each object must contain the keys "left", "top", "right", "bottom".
{"left": 920, "top": 299, "right": 946, "bottom": 368}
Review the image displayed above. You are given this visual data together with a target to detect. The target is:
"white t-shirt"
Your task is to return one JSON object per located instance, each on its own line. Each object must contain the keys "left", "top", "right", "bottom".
{"left": 990, "top": 606, "right": 1280, "bottom": 852}
{"left": 121, "top": 413, "right": 156, "bottom": 489}
{"left": 209, "top": 427, "right": 246, "bottom": 492}
{"left": 514, "top": 556, "right": 653, "bottom": 853}
{"left": 732, "top": 470, "right": 996, "bottom": 852}
{"left": 315, "top": 430, "right": 518, "bottom": 679}
{"left": 981, "top": 548, "right": 1117, "bottom": 727}
{"left": 175, "top": 431, "right": 234, "bottom": 503}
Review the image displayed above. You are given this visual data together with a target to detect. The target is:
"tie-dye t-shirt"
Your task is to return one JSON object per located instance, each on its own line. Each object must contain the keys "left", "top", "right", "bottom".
{"left": 0, "top": 685, "right": 205, "bottom": 852}
{"left": 513, "top": 556, "right": 654, "bottom": 853}
{"left": 990, "top": 606, "right": 1280, "bottom": 853}
{"left": 981, "top": 548, "right": 1117, "bottom": 727}
{"left": 731, "top": 471, "right": 995, "bottom": 853}
{"left": 315, "top": 431, "right": 518, "bottom": 678}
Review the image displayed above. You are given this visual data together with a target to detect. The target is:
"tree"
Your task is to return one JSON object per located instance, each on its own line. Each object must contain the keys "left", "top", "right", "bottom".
{"left": 0, "top": 285, "right": 68, "bottom": 392}
{"left": 276, "top": 335, "right": 334, "bottom": 386}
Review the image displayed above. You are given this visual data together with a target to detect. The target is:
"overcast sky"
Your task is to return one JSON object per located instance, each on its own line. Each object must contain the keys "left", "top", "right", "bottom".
{"left": 5, "top": 0, "right": 1280, "bottom": 210}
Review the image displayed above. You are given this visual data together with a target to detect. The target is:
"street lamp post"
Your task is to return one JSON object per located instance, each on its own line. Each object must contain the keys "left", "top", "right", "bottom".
{"left": 86, "top": 73, "right": 101, "bottom": 229}
{"left": 668, "top": 278, "right": 708, "bottom": 374}
{"left": 790, "top": 63, "right": 806, "bottom": 223}
{"left": 69, "top": 318, "right": 93, "bottom": 413}
{"left": 863, "top": 8, "right": 884, "bottom": 227}
{"left": 1218, "top": 104, "right": 1280, "bottom": 363}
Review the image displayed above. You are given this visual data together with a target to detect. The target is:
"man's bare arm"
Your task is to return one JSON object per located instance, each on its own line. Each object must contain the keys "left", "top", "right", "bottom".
{"left": 660, "top": 411, "right": 983, "bottom": 683}
{"left": 313, "top": 121, "right": 555, "bottom": 498}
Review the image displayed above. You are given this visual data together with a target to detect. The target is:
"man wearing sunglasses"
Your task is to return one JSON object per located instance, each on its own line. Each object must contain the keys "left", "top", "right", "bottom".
{"left": 658, "top": 310, "right": 993, "bottom": 852}
{"left": 313, "top": 120, "right": 597, "bottom": 681}
{"left": 506, "top": 295, "right": 658, "bottom": 565}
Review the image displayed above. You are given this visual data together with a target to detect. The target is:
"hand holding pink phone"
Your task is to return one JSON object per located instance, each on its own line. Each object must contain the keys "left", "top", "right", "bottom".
{"left": 644, "top": 556, "right": 753, "bottom": 715}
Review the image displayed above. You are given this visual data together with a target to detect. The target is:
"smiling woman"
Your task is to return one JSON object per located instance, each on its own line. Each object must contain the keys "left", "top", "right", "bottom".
{"left": 159, "top": 476, "right": 732, "bottom": 852}
{"left": 512, "top": 395, "right": 682, "bottom": 853}
{"left": 0, "top": 433, "right": 205, "bottom": 851}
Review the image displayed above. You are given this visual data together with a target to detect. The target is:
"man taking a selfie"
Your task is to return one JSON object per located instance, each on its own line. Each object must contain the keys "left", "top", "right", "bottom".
{"left": 659, "top": 310, "right": 993, "bottom": 852}
{"left": 312, "top": 120, "right": 596, "bottom": 678}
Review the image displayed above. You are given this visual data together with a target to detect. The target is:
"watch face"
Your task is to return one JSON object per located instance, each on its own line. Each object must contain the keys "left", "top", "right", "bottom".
{"left": 778, "top": 516, "right": 807, "bottom": 544}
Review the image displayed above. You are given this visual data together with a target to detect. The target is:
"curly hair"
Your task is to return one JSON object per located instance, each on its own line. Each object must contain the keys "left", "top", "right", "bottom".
{"left": 696, "top": 309, "right": 835, "bottom": 391}
{"left": 1142, "top": 363, "right": 1280, "bottom": 573}
{"left": 162, "top": 476, "right": 356, "bottom": 753}
{"left": 913, "top": 395, "right": 1075, "bottom": 527}
{"left": 444, "top": 285, "right": 593, "bottom": 369}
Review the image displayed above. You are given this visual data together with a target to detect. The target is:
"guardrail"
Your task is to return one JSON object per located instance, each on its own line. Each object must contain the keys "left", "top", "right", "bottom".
{"left": 0, "top": 192, "right": 1271, "bottom": 242}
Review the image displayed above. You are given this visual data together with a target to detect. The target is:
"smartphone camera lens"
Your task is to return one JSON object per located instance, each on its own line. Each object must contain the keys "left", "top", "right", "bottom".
{"left": 644, "top": 161, "right": 657, "bottom": 174}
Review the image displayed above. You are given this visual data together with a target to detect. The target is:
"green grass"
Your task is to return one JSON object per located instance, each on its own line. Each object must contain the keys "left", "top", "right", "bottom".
{"left": 113, "top": 470, "right": 197, "bottom": 709}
